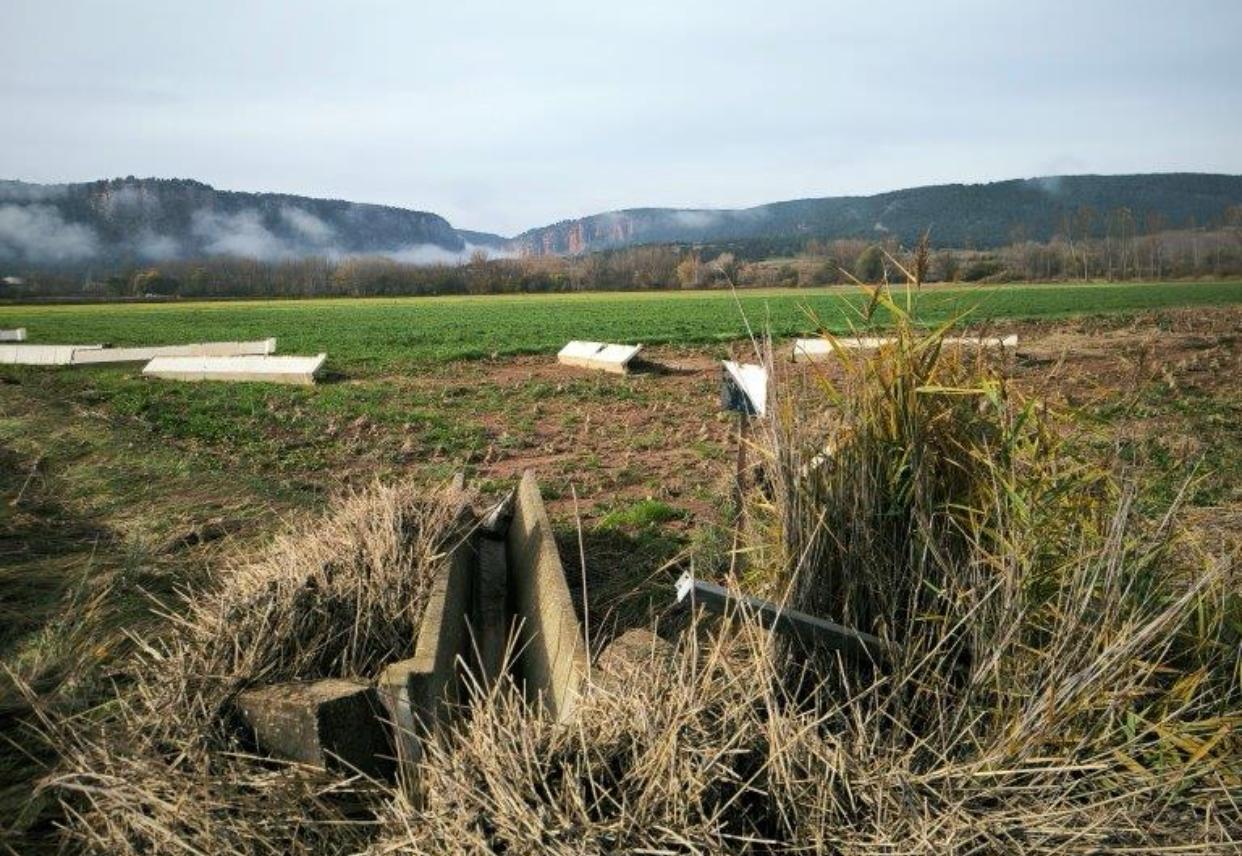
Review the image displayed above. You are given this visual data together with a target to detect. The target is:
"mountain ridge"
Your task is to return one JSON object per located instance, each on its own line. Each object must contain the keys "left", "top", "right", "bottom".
{"left": 0, "top": 176, "right": 508, "bottom": 269}
{"left": 2, "top": 173, "right": 1240, "bottom": 271}
{"left": 511, "top": 173, "right": 1242, "bottom": 255}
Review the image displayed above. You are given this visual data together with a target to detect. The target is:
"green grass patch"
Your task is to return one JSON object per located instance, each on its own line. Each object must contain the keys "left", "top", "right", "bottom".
{"left": 598, "top": 498, "right": 687, "bottom": 530}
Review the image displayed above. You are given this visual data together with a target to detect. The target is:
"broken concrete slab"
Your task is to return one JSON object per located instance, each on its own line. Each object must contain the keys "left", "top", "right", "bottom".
{"left": 234, "top": 679, "right": 392, "bottom": 777}
{"left": 142, "top": 353, "right": 326, "bottom": 385}
{"left": 0, "top": 343, "right": 104, "bottom": 365}
{"left": 508, "top": 470, "right": 589, "bottom": 722}
{"left": 593, "top": 628, "right": 674, "bottom": 693}
{"left": 70, "top": 337, "right": 277, "bottom": 365}
{"left": 0, "top": 328, "right": 26, "bottom": 342}
{"left": 557, "top": 340, "right": 603, "bottom": 367}
{"left": 377, "top": 532, "right": 474, "bottom": 767}
{"left": 721, "top": 361, "right": 767, "bottom": 417}
{"left": 557, "top": 340, "right": 643, "bottom": 374}
{"left": 595, "top": 342, "right": 642, "bottom": 368}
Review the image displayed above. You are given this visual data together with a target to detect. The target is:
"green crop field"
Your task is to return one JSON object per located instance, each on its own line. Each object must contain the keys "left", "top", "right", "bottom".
{"left": 2, "top": 280, "right": 1240, "bottom": 371}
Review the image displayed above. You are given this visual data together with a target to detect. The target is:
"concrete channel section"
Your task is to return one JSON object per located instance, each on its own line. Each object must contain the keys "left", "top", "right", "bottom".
{"left": 557, "top": 341, "right": 643, "bottom": 374}
{"left": 792, "top": 337, "right": 893, "bottom": 361}
{"left": 943, "top": 334, "right": 1018, "bottom": 348}
{"left": 235, "top": 679, "right": 392, "bottom": 778}
{"left": 377, "top": 525, "right": 475, "bottom": 769}
{"left": 1, "top": 339, "right": 281, "bottom": 367}
{"left": 0, "top": 328, "right": 26, "bottom": 342}
{"left": 794, "top": 334, "right": 1017, "bottom": 362}
{"left": 675, "top": 571, "right": 899, "bottom": 663}
{"left": 224, "top": 473, "right": 593, "bottom": 781}
{"left": 143, "top": 353, "right": 326, "bottom": 385}
{"left": 0, "top": 343, "right": 103, "bottom": 365}
{"left": 71, "top": 338, "right": 277, "bottom": 364}
{"left": 507, "top": 469, "right": 589, "bottom": 722}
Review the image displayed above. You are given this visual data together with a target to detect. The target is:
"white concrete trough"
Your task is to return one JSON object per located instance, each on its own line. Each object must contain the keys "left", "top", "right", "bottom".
{"left": 143, "top": 353, "right": 326, "bottom": 385}
{"left": 557, "top": 341, "right": 643, "bottom": 374}
{"left": 0, "top": 328, "right": 26, "bottom": 342}
{"left": 943, "top": 334, "right": 1018, "bottom": 349}
{"left": 721, "top": 360, "right": 768, "bottom": 417}
{"left": 792, "top": 337, "right": 894, "bottom": 362}
{"left": 71, "top": 337, "right": 276, "bottom": 365}
{"left": 0, "top": 344, "right": 104, "bottom": 365}
{"left": 793, "top": 333, "right": 1017, "bottom": 362}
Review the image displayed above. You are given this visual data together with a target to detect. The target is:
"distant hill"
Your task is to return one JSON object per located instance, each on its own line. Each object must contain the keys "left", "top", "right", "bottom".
{"left": 512, "top": 174, "right": 1242, "bottom": 255}
{"left": 3, "top": 174, "right": 1240, "bottom": 273}
{"left": 0, "top": 177, "right": 508, "bottom": 270}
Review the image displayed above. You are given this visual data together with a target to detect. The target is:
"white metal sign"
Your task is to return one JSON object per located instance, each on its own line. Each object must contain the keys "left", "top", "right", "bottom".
{"left": 721, "top": 360, "right": 767, "bottom": 417}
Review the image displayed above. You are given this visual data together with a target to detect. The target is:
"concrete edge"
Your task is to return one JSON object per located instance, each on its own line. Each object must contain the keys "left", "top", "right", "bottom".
{"left": 377, "top": 480, "right": 476, "bottom": 770}
{"left": 70, "top": 339, "right": 280, "bottom": 365}
{"left": 507, "top": 469, "right": 588, "bottom": 722}
{"left": 0, "top": 343, "right": 104, "bottom": 365}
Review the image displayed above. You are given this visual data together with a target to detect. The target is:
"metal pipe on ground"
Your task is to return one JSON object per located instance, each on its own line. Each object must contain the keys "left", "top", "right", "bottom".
{"left": 674, "top": 571, "right": 899, "bottom": 663}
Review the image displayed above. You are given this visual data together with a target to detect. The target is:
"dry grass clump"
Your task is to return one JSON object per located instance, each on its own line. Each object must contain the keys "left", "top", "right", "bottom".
{"left": 378, "top": 538, "right": 1237, "bottom": 854}
{"left": 378, "top": 626, "right": 833, "bottom": 853}
{"left": 750, "top": 276, "right": 1240, "bottom": 849}
{"left": 41, "top": 480, "right": 466, "bottom": 854}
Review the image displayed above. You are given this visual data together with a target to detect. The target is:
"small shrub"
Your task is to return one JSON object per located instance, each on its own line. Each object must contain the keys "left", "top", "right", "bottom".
{"left": 961, "top": 257, "right": 1004, "bottom": 281}
{"left": 854, "top": 245, "right": 885, "bottom": 283}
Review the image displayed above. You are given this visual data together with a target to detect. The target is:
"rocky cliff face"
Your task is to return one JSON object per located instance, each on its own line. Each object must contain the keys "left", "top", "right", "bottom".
{"left": 0, "top": 177, "right": 507, "bottom": 269}
{"left": 511, "top": 174, "right": 1242, "bottom": 255}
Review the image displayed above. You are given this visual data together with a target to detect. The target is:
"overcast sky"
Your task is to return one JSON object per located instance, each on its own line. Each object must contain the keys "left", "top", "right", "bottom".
{"left": 3, "top": 1, "right": 1239, "bottom": 235}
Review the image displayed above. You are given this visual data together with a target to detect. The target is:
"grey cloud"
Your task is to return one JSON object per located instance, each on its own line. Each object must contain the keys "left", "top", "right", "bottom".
{"left": 190, "top": 208, "right": 293, "bottom": 261}
{"left": 383, "top": 242, "right": 512, "bottom": 266}
{"left": 279, "top": 206, "right": 336, "bottom": 245}
{"left": 0, "top": 181, "right": 70, "bottom": 203}
{"left": 1032, "top": 176, "right": 1065, "bottom": 195}
{"left": 670, "top": 210, "right": 721, "bottom": 229}
{"left": 0, "top": 204, "right": 99, "bottom": 263}
{"left": 188, "top": 206, "right": 504, "bottom": 265}
{"left": 136, "top": 229, "right": 181, "bottom": 260}
{"left": 101, "top": 184, "right": 155, "bottom": 215}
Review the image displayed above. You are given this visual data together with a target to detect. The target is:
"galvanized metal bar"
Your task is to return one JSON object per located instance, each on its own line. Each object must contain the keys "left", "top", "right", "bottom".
{"left": 675, "top": 572, "right": 899, "bottom": 662}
